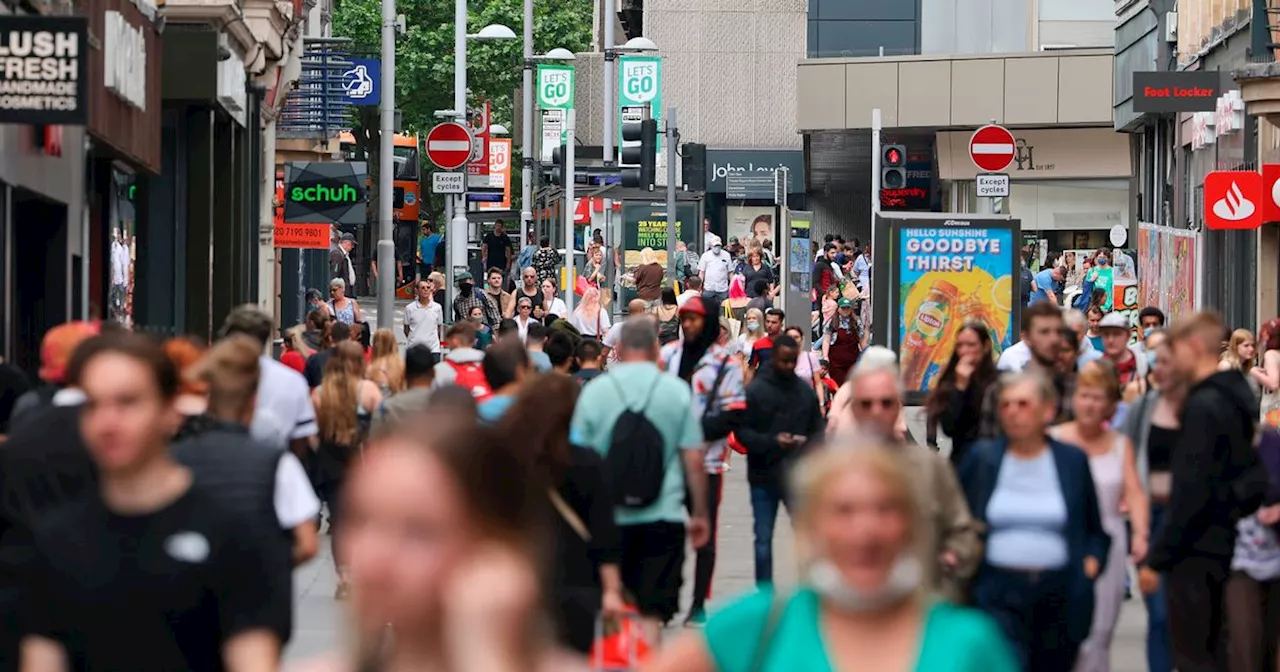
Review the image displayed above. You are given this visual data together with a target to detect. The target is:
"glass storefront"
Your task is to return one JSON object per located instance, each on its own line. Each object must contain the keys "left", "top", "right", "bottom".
{"left": 110, "top": 169, "right": 136, "bottom": 327}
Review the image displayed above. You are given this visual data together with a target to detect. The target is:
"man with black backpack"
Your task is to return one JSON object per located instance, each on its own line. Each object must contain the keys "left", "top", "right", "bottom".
{"left": 569, "top": 318, "right": 710, "bottom": 646}
{"left": 1149, "top": 312, "right": 1269, "bottom": 672}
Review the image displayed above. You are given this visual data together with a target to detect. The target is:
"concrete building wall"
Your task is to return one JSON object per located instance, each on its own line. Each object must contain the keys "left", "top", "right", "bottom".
{"left": 644, "top": 0, "right": 807, "bottom": 173}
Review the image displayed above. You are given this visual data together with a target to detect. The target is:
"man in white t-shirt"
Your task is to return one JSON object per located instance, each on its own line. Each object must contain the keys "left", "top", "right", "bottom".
{"left": 677, "top": 276, "right": 702, "bottom": 308}
{"left": 699, "top": 240, "right": 734, "bottom": 301}
{"left": 219, "top": 306, "right": 319, "bottom": 454}
{"left": 404, "top": 278, "right": 444, "bottom": 354}
{"left": 602, "top": 299, "right": 649, "bottom": 365}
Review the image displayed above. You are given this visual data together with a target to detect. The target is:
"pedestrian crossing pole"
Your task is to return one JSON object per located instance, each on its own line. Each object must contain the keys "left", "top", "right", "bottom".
{"left": 666, "top": 108, "right": 678, "bottom": 287}
{"left": 564, "top": 108, "right": 576, "bottom": 314}
{"left": 375, "top": 0, "right": 396, "bottom": 330}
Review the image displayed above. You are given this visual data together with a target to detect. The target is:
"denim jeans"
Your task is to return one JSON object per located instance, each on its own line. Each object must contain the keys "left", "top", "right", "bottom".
{"left": 703, "top": 290, "right": 729, "bottom": 304}
{"left": 750, "top": 484, "right": 790, "bottom": 587}
{"left": 1145, "top": 503, "right": 1173, "bottom": 672}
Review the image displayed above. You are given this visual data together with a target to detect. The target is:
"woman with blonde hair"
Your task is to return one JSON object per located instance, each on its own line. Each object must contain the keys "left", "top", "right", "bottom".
{"left": 1222, "top": 328, "right": 1258, "bottom": 373}
{"left": 633, "top": 246, "right": 664, "bottom": 303}
{"left": 1050, "top": 360, "right": 1150, "bottom": 671}
{"left": 738, "top": 307, "right": 767, "bottom": 356}
{"left": 648, "top": 443, "right": 1017, "bottom": 672}
{"left": 281, "top": 324, "right": 315, "bottom": 374}
{"left": 366, "top": 328, "right": 405, "bottom": 397}
{"left": 311, "top": 341, "right": 383, "bottom": 598}
{"left": 569, "top": 285, "right": 611, "bottom": 339}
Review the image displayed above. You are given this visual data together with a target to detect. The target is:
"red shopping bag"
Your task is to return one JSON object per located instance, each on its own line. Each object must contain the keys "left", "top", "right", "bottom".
{"left": 589, "top": 607, "right": 651, "bottom": 671}
{"left": 575, "top": 274, "right": 591, "bottom": 296}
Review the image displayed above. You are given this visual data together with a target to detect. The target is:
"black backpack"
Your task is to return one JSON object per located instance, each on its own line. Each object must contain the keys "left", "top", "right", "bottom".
{"left": 605, "top": 375, "right": 670, "bottom": 508}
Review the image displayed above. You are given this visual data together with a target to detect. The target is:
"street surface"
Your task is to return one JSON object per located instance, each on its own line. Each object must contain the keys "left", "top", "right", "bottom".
{"left": 284, "top": 456, "right": 1150, "bottom": 668}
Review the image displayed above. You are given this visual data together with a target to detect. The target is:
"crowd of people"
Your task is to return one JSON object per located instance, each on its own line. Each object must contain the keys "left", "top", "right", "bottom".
{"left": 2, "top": 226, "right": 1280, "bottom": 672}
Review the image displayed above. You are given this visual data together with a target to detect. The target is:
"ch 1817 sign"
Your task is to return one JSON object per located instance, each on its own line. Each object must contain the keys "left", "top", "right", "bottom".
{"left": 0, "top": 16, "right": 89, "bottom": 125}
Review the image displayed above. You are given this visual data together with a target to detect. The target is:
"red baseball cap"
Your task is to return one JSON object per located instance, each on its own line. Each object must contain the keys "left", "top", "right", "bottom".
{"left": 679, "top": 296, "right": 706, "bottom": 317}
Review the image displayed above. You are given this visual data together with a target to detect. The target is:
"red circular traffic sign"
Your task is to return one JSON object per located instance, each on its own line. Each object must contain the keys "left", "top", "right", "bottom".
{"left": 426, "top": 122, "right": 473, "bottom": 170}
{"left": 968, "top": 124, "right": 1016, "bottom": 173}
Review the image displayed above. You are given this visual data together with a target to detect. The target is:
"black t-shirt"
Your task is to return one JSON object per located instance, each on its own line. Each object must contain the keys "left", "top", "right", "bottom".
{"left": 23, "top": 486, "right": 285, "bottom": 671}
{"left": 513, "top": 287, "right": 544, "bottom": 311}
{"left": 574, "top": 369, "right": 603, "bottom": 386}
{"left": 483, "top": 232, "right": 513, "bottom": 270}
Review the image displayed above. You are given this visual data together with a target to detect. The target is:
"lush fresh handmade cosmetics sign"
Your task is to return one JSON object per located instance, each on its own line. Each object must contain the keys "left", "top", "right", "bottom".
{"left": 0, "top": 16, "right": 89, "bottom": 125}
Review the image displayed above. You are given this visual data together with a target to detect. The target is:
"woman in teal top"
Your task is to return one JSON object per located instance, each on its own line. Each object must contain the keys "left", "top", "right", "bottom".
{"left": 647, "top": 443, "right": 1017, "bottom": 672}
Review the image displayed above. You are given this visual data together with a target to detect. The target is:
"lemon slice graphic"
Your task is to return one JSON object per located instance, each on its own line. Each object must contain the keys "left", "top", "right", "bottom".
{"left": 991, "top": 275, "right": 1012, "bottom": 313}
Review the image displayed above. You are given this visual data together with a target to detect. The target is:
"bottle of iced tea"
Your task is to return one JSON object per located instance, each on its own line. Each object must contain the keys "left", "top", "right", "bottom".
{"left": 901, "top": 280, "right": 960, "bottom": 390}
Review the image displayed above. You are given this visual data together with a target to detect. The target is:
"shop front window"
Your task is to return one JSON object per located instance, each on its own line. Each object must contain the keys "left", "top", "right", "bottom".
{"left": 110, "top": 170, "right": 136, "bottom": 327}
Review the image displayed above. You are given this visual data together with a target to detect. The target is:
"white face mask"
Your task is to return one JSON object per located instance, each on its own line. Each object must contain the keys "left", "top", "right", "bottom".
{"left": 804, "top": 554, "right": 921, "bottom": 613}
{"left": 746, "top": 320, "right": 760, "bottom": 332}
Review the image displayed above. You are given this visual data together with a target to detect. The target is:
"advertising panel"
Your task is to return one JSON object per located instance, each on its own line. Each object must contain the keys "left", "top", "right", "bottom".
{"left": 620, "top": 200, "right": 697, "bottom": 303}
{"left": 478, "top": 138, "right": 512, "bottom": 211}
{"left": 284, "top": 162, "right": 369, "bottom": 225}
{"left": 618, "top": 55, "right": 662, "bottom": 151}
{"left": 1137, "top": 223, "right": 1200, "bottom": 326}
{"left": 725, "top": 206, "right": 775, "bottom": 250}
{"left": 0, "top": 15, "right": 89, "bottom": 125}
{"left": 885, "top": 216, "right": 1019, "bottom": 397}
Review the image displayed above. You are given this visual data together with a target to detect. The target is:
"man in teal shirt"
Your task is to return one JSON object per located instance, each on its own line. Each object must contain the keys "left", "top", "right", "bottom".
{"left": 570, "top": 318, "right": 710, "bottom": 643}
{"left": 418, "top": 223, "right": 443, "bottom": 279}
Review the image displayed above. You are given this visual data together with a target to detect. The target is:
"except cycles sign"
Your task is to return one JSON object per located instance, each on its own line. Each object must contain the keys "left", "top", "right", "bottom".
{"left": 618, "top": 55, "right": 662, "bottom": 151}
{"left": 283, "top": 161, "right": 368, "bottom": 225}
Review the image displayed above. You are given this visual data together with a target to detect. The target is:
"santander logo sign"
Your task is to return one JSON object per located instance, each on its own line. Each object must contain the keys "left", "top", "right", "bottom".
{"left": 1204, "top": 171, "right": 1263, "bottom": 230}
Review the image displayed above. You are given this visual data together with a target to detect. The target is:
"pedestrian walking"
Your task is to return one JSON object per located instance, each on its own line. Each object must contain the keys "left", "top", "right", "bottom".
{"left": 1118, "top": 329, "right": 1179, "bottom": 672}
{"left": 1148, "top": 312, "right": 1269, "bottom": 672}
{"left": 7, "top": 321, "right": 99, "bottom": 432}
{"left": 570, "top": 285, "right": 610, "bottom": 340}
{"left": 1254, "top": 319, "right": 1280, "bottom": 427}
{"left": 698, "top": 239, "right": 734, "bottom": 303}
{"left": 960, "top": 370, "right": 1111, "bottom": 672}
{"left": 980, "top": 301, "right": 1073, "bottom": 437}
{"left": 574, "top": 339, "right": 604, "bottom": 384}
{"left": 539, "top": 278, "right": 569, "bottom": 322}
{"left": 403, "top": 277, "right": 444, "bottom": 356}
{"left": 485, "top": 267, "right": 516, "bottom": 319}
{"left": 328, "top": 277, "right": 363, "bottom": 325}
{"left": 1049, "top": 361, "right": 1151, "bottom": 672}
{"left": 843, "top": 358, "right": 982, "bottom": 601}
{"left": 734, "top": 334, "right": 824, "bottom": 588}
{"left": 311, "top": 341, "right": 383, "bottom": 599}
{"left": 820, "top": 298, "right": 861, "bottom": 384}
{"left": 451, "top": 271, "right": 501, "bottom": 327}
{"left": 532, "top": 236, "right": 562, "bottom": 284}
{"left": 569, "top": 318, "right": 710, "bottom": 646}
{"left": 220, "top": 305, "right": 320, "bottom": 455}
{"left": 499, "top": 373, "right": 623, "bottom": 654}
{"left": 647, "top": 444, "right": 1018, "bottom": 672}
{"left": 926, "top": 320, "right": 999, "bottom": 466}
{"left": 367, "top": 328, "right": 406, "bottom": 397}
{"left": 19, "top": 332, "right": 286, "bottom": 670}
{"left": 1225, "top": 428, "right": 1280, "bottom": 672}
{"left": 372, "top": 344, "right": 438, "bottom": 430}
{"left": 477, "top": 338, "right": 531, "bottom": 424}
{"left": 297, "top": 408, "right": 586, "bottom": 672}
{"left": 1096, "top": 312, "right": 1147, "bottom": 388}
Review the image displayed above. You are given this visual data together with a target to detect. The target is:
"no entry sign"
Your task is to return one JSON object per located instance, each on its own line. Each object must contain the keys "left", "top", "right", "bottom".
{"left": 426, "top": 122, "right": 473, "bottom": 170}
{"left": 969, "top": 124, "right": 1016, "bottom": 173}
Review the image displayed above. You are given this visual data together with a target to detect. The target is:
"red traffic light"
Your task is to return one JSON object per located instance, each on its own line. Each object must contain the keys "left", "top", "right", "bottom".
{"left": 885, "top": 148, "right": 900, "bottom": 164}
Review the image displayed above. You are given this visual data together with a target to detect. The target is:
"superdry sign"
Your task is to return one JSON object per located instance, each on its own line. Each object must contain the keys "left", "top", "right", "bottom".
{"left": 0, "top": 16, "right": 89, "bottom": 125}
{"left": 284, "top": 162, "right": 369, "bottom": 226}
{"left": 1132, "top": 71, "right": 1221, "bottom": 113}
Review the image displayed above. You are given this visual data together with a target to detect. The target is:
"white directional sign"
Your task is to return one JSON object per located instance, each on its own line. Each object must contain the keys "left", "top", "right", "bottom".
{"left": 432, "top": 172, "right": 466, "bottom": 194}
{"left": 975, "top": 173, "right": 1010, "bottom": 198}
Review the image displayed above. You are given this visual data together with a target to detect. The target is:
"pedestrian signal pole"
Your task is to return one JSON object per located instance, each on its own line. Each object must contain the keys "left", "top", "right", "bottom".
{"left": 666, "top": 107, "right": 678, "bottom": 287}
{"left": 564, "top": 108, "right": 576, "bottom": 314}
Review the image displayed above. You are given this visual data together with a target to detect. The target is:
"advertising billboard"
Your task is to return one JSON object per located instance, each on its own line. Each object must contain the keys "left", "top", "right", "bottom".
{"left": 620, "top": 200, "right": 698, "bottom": 303}
{"left": 875, "top": 213, "right": 1020, "bottom": 398}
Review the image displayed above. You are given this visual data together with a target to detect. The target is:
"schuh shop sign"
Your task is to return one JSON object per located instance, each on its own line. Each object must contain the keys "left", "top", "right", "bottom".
{"left": 0, "top": 16, "right": 88, "bottom": 126}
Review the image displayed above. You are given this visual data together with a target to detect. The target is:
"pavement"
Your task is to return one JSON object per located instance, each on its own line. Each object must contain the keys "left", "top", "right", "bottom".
{"left": 284, "top": 460, "right": 1152, "bottom": 668}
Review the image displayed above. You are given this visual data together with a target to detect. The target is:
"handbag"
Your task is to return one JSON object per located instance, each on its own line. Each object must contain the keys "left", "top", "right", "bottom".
{"left": 549, "top": 488, "right": 590, "bottom": 542}
{"left": 721, "top": 301, "right": 741, "bottom": 342}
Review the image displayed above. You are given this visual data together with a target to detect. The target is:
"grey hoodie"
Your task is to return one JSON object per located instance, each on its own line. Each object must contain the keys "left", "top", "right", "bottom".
{"left": 431, "top": 347, "right": 486, "bottom": 388}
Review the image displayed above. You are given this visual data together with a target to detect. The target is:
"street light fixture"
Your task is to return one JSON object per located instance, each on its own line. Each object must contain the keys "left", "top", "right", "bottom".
{"left": 541, "top": 47, "right": 576, "bottom": 61}
{"left": 470, "top": 23, "right": 517, "bottom": 40}
{"left": 620, "top": 36, "right": 659, "bottom": 52}
{"left": 489, "top": 123, "right": 510, "bottom": 136}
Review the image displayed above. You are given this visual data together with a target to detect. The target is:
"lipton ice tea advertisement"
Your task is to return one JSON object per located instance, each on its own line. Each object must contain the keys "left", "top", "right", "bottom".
{"left": 897, "top": 225, "right": 1016, "bottom": 393}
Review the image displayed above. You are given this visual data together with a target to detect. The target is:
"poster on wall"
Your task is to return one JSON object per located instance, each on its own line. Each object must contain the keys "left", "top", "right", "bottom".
{"left": 620, "top": 200, "right": 697, "bottom": 302}
{"left": 877, "top": 214, "right": 1019, "bottom": 398}
{"left": 725, "top": 206, "right": 776, "bottom": 251}
{"left": 1138, "top": 223, "right": 1200, "bottom": 326}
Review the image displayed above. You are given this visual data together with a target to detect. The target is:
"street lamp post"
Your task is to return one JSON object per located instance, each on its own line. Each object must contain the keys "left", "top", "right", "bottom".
{"left": 376, "top": 0, "right": 396, "bottom": 329}
{"left": 446, "top": 1, "right": 514, "bottom": 315}
{"left": 520, "top": 0, "right": 534, "bottom": 249}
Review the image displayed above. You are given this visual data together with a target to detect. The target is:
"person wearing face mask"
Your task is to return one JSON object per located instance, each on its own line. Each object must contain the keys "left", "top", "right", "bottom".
{"left": 698, "top": 239, "right": 734, "bottom": 303}
{"left": 648, "top": 444, "right": 1018, "bottom": 672}
{"left": 1086, "top": 249, "right": 1115, "bottom": 313}
{"left": 451, "top": 271, "right": 501, "bottom": 328}
{"left": 959, "top": 371, "right": 1111, "bottom": 672}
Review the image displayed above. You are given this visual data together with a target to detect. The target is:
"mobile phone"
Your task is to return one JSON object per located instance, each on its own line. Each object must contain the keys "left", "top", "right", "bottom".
{"left": 792, "top": 435, "right": 807, "bottom": 444}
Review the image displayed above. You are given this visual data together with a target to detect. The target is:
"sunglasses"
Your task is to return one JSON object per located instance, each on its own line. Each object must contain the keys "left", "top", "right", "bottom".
{"left": 857, "top": 398, "right": 898, "bottom": 410}
{"left": 519, "top": 305, "right": 532, "bottom": 310}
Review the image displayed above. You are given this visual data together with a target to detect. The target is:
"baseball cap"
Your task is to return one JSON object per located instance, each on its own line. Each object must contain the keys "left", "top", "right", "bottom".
{"left": 340, "top": 232, "right": 356, "bottom": 244}
{"left": 679, "top": 296, "right": 707, "bottom": 317}
{"left": 40, "top": 321, "right": 101, "bottom": 384}
{"left": 456, "top": 271, "right": 474, "bottom": 283}
{"left": 1098, "top": 313, "right": 1129, "bottom": 331}
{"left": 837, "top": 297, "right": 854, "bottom": 308}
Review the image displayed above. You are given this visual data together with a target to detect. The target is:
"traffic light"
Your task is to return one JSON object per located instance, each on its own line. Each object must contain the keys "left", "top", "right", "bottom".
{"left": 621, "top": 118, "right": 658, "bottom": 190}
{"left": 682, "top": 142, "right": 707, "bottom": 191}
{"left": 881, "top": 144, "right": 906, "bottom": 190}
{"left": 549, "top": 143, "right": 568, "bottom": 187}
